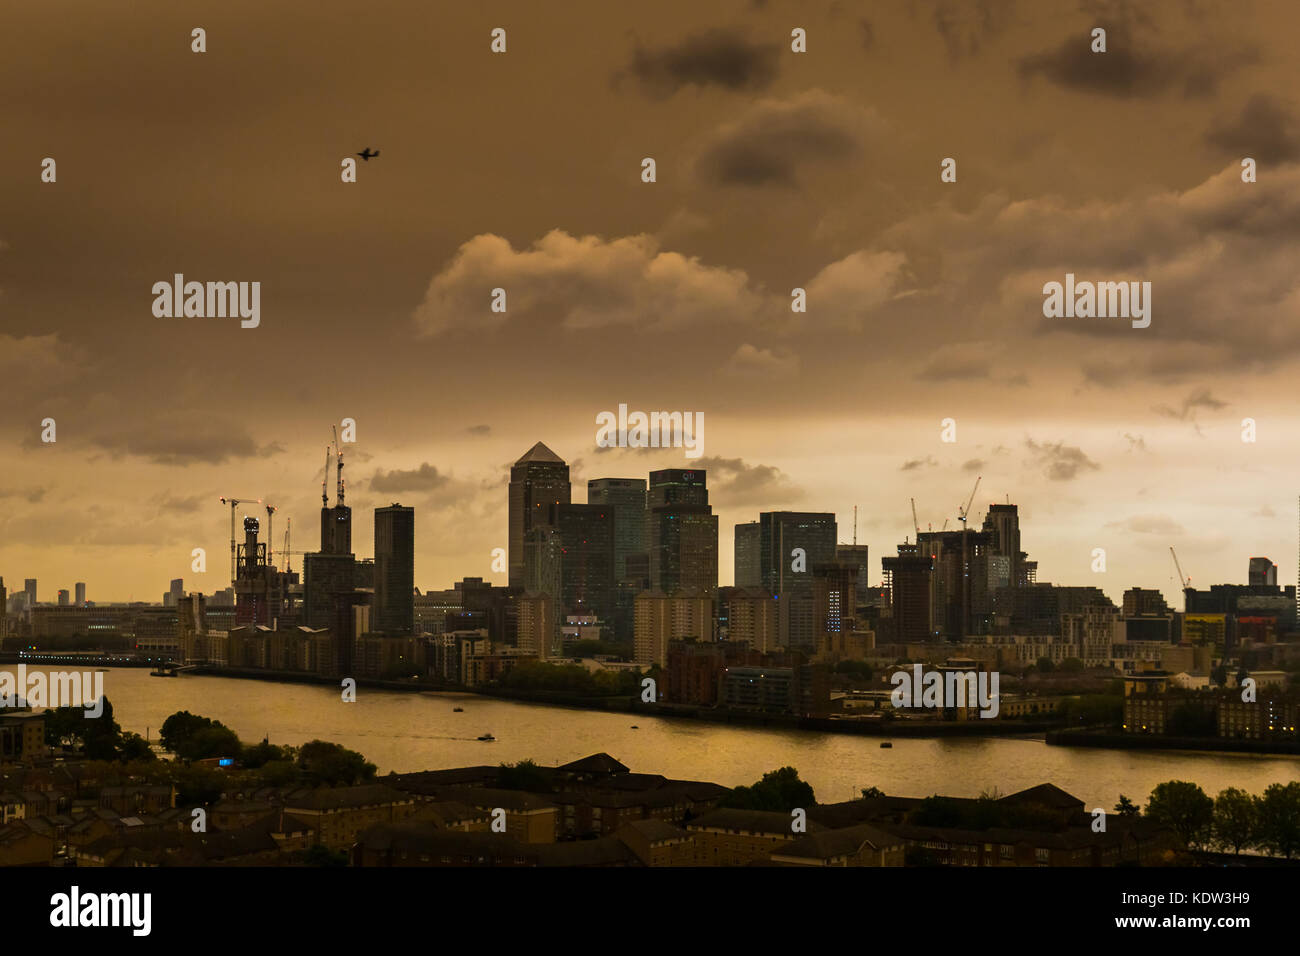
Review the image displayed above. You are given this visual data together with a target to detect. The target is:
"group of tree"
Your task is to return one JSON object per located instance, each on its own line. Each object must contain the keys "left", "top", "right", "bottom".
{"left": 496, "top": 660, "right": 641, "bottom": 697}
{"left": 1118, "top": 780, "right": 1300, "bottom": 858}
{"left": 44, "top": 697, "right": 152, "bottom": 762}
{"left": 156, "top": 711, "right": 376, "bottom": 790}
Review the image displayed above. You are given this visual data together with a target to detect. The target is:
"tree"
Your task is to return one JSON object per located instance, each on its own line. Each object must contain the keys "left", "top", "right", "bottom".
{"left": 1059, "top": 658, "right": 1085, "bottom": 673}
{"left": 117, "top": 732, "right": 155, "bottom": 763}
{"left": 498, "top": 759, "right": 550, "bottom": 792}
{"left": 720, "top": 767, "right": 814, "bottom": 812}
{"left": 1210, "top": 664, "right": 1228, "bottom": 687}
{"left": 1145, "top": 781, "right": 1214, "bottom": 849}
{"left": 1212, "top": 788, "right": 1258, "bottom": 855}
{"left": 1256, "top": 782, "right": 1300, "bottom": 859}
{"left": 183, "top": 725, "right": 242, "bottom": 762}
{"left": 1114, "top": 795, "right": 1140, "bottom": 818}
{"left": 860, "top": 786, "right": 885, "bottom": 799}
{"left": 297, "top": 740, "right": 376, "bottom": 786}
{"left": 44, "top": 697, "right": 125, "bottom": 761}
{"left": 241, "top": 739, "right": 292, "bottom": 769}
{"left": 1035, "top": 658, "right": 1055, "bottom": 674}
{"left": 160, "top": 711, "right": 219, "bottom": 757}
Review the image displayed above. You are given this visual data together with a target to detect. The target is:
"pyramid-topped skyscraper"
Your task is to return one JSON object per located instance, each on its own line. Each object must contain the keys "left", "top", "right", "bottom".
{"left": 509, "top": 442, "right": 571, "bottom": 588}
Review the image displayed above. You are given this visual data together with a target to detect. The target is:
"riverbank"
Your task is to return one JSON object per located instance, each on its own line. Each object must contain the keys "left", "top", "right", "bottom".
{"left": 185, "top": 665, "right": 1055, "bottom": 739}
{"left": 1047, "top": 728, "right": 1300, "bottom": 756}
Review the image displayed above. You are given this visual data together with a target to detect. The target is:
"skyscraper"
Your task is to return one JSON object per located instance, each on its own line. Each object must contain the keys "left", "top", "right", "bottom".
{"left": 647, "top": 469, "right": 717, "bottom": 597}
{"left": 375, "top": 504, "right": 415, "bottom": 635}
{"left": 587, "top": 477, "right": 646, "bottom": 581}
{"left": 305, "top": 446, "right": 357, "bottom": 628}
{"left": 835, "top": 544, "right": 870, "bottom": 607}
{"left": 75, "top": 582, "right": 86, "bottom": 605}
{"left": 24, "top": 579, "right": 36, "bottom": 609}
{"left": 734, "top": 522, "right": 761, "bottom": 588}
{"left": 758, "top": 512, "right": 838, "bottom": 651}
{"left": 509, "top": 442, "right": 571, "bottom": 589}
{"left": 553, "top": 503, "right": 617, "bottom": 623}
{"left": 982, "top": 504, "right": 1026, "bottom": 587}
{"left": 57, "top": 589, "right": 70, "bottom": 607}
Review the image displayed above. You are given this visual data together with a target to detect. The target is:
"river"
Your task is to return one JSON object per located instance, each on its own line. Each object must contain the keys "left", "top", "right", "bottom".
{"left": 31, "top": 667, "right": 1300, "bottom": 808}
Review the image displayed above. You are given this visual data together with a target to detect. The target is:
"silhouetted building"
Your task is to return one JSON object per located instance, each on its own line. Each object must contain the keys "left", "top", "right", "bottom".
{"left": 553, "top": 503, "right": 616, "bottom": 623}
{"left": 74, "top": 582, "right": 86, "bottom": 605}
{"left": 734, "top": 522, "right": 761, "bottom": 589}
{"left": 588, "top": 478, "right": 646, "bottom": 581}
{"left": 882, "top": 544, "right": 936, "bottom": 642}
{"left": 375, "top": 504, "right": 415, "bottom": 634}
{"left": 759, "top": 512, "right": 837, "bottom": 651}
{"left": 509, "top": 443, "right": 571, "bottom": 589}
{"left": 836, "top": 544, "right": 870, "bottom": 607}
{"left": 647, "top": 470, "right": 717, "bottom": 597}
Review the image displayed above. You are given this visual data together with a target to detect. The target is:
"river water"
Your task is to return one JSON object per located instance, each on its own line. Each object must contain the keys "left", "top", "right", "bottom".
{"left": 34, "top": 668, "right": 1300, "bottom": 808}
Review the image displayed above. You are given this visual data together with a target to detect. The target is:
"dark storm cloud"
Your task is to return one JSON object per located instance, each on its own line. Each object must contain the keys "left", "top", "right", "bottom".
{"left": 369, "top": 463, "right": 451, "bottom": 493}
{"left": 900, "top": 457, "right": 938, "bottom": 471}
{"left": 624, "top": 29, "right": 780, "bottom": 98}
{"left": 1205, "top": 94, "right": 1300, "bottom": 163}
{"left": 1024, "top": 438, "right": 1100, "bottom": 481}
{"left": 87, "top": 420, "right": 268, "bottom": 466}
{"left": 1018, "top": 27, "right": 1250, "bottom": 98}
{"left": 695, "top": 91, "right": 871, "bottom": 188}
{"left": 694, "top": 456, "right": 802, "bottom": 506}
{"left": 962, "top": 458, "right": 984, "bottom": 471}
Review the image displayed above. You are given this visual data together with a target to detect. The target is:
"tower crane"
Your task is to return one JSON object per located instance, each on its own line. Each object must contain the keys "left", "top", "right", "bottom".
{"left": 957, "top": 475, "right": 982, "bottom": 527}
{"left": 218, "top": 496, "right": 262, "bottom": 585}
{"left": 1170, "top": 546, "right": 1190, "bottom": 611}
{"left": 265, "top": 504, "right": 277, "bottom": 565}
{"left": 910, "top": 498, "right": 921, "bottom": 541}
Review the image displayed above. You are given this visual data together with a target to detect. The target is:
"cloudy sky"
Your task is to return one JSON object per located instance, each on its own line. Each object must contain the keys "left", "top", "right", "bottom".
{"left": 3, "top": 0, "right": 1298, "bottom": 603}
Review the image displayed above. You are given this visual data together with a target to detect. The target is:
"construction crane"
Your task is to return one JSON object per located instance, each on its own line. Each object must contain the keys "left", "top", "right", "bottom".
{"left": 265, "top": 504, "right": 277, "bottom": 566}
{"left": 1170, "top": 546, "right": 1190, "bottom": 610}
{"left": 218, "top": 496, "right": 262, "bottom": 585}
{"left": 321, "top": 446, "right": 331, "bottom": 506}
{"left": 957, "top": 476, "right": 982, "bottom": 527}
{"left": 333, "top": 425, "right": 346, "bottom": 505}
{"left": 910, "top": 498, "right": 921, "bottom": 540}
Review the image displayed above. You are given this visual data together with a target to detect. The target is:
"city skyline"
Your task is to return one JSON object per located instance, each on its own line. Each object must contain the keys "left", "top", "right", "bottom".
{"left": 2, "top": 431, "right": 1293, "bottom": 608}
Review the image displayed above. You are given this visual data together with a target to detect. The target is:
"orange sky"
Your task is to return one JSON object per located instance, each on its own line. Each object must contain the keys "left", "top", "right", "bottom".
{"left": 2, "top": 0, "right": 1299, "bottom": 602}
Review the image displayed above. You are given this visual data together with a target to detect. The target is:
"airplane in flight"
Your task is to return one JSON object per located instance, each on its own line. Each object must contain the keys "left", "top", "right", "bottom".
{"left": 357, "top": 148, "right": 380, "bottom": 161}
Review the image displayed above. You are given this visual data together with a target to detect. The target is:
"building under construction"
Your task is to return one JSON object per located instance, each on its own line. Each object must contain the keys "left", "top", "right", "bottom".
{"left": 233, "top": 515, "right": 299, "bottom": 627}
